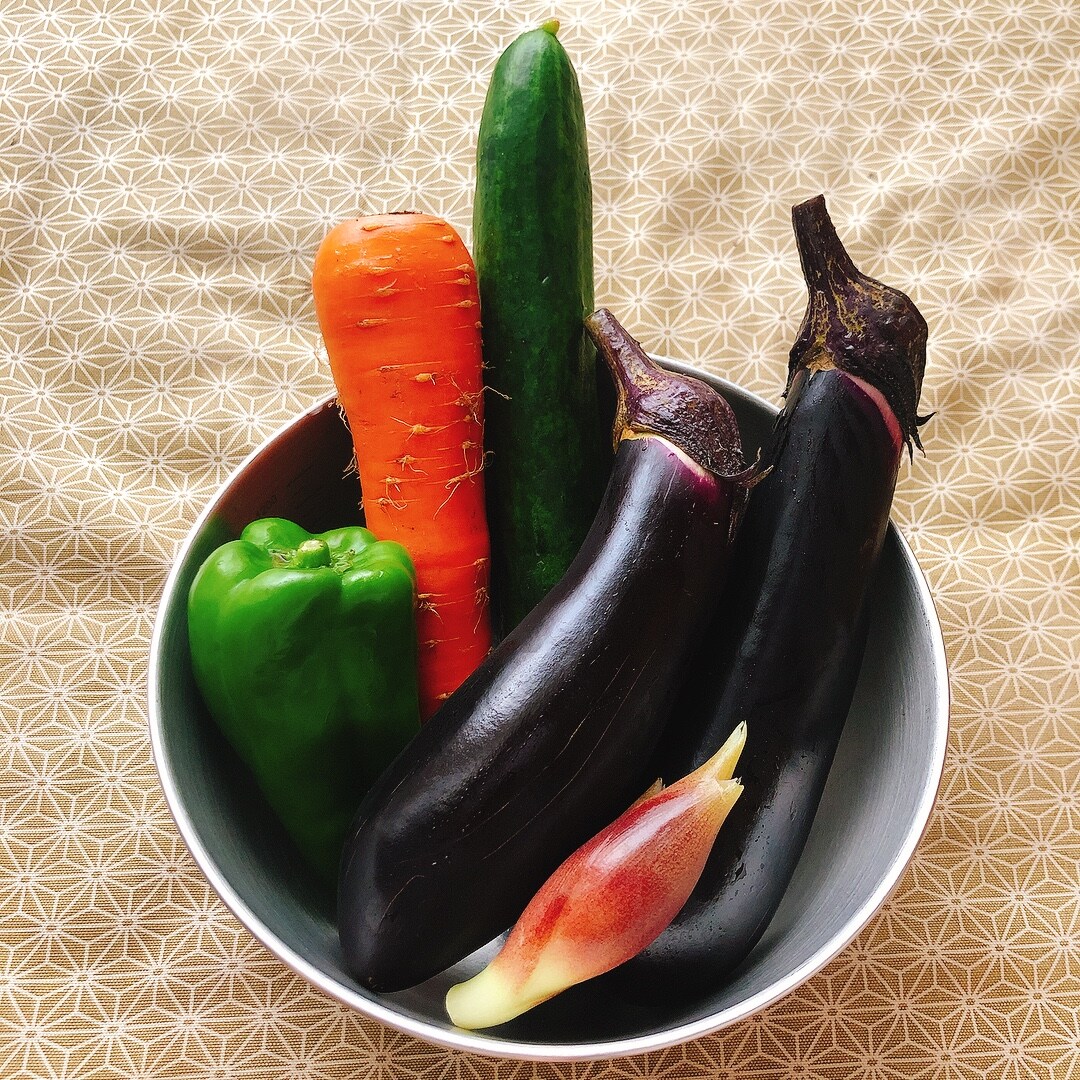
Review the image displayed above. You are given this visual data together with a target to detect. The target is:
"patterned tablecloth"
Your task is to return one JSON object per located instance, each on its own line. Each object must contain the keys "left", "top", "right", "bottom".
{"left": 2, "top": 1, "right": 1078, "bottom": 1077}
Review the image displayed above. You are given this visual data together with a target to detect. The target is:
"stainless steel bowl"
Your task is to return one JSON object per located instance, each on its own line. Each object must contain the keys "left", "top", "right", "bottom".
{"left": 149, "top": 362, "right": 949, "bottom": 1060}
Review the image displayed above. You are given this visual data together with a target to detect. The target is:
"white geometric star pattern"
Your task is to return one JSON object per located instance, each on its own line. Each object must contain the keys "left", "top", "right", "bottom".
{"left": 1, "top": 0, "right": 1078, "bottom": 1077}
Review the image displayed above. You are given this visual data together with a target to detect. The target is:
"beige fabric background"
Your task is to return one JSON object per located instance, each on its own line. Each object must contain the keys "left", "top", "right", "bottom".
{"left": 2, "top": 0, "right": 1078, "bottom": 1076}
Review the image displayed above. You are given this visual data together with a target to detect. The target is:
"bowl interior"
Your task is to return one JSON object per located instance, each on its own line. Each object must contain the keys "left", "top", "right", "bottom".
{"left": 149, "top": 366, "right": 948, "bottom": 1060}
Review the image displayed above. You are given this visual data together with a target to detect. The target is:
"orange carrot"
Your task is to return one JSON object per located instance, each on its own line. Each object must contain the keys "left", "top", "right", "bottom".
{"left": 312, "top": 213, "right": 492, "bottom": 720}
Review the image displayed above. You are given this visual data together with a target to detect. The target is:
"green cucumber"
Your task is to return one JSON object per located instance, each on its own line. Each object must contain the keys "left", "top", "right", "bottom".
{"left": 474, "top": 20, "right": 610, "bottom": 637}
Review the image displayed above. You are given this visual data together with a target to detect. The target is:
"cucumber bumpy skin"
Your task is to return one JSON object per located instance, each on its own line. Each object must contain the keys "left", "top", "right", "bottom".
{"left": 474, "top": 21, "right": 610, "bottom": 638}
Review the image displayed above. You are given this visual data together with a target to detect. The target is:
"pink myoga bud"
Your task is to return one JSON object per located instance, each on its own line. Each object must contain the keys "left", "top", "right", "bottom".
{"left": 444, "top": 722, "right": 747, "bottom": 1029}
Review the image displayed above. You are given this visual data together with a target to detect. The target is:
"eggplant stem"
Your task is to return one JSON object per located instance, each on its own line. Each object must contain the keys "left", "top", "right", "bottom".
{"left": 585, "top": 309, "right": 749, "bottom": 480}
{"left": 787, "top": 195, "right": 929, "bottom": 454}
{"left": 792, "top": 194, "right": 860, "bottom": 294}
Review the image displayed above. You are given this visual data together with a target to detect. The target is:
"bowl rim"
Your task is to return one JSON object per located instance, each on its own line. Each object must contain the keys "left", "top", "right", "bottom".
{"left": 148, "top": 359, "right": 950, "bottom": 1061}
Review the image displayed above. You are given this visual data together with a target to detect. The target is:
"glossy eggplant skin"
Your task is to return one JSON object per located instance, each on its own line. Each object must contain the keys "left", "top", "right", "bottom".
{"left": 611, "top": 194, "right": 928, "bottom": 1001}
{"left": 612, "top": 367, "right": 902, "bottom": 999}
{"left": 338, "top": 312, "right": 747, "bottom": 994}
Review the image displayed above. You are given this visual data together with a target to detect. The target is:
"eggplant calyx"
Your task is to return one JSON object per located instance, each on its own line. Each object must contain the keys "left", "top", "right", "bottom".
{"left": 789, "top": 194, "right": 930, "bottom": 454}
{"left": 585, "top": 308, "right": 750, "bottom": 480}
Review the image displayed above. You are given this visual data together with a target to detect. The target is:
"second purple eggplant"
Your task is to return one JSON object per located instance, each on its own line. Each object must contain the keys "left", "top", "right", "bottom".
{"left": 610, "top": 194, "right": 930, "bottom": 1001}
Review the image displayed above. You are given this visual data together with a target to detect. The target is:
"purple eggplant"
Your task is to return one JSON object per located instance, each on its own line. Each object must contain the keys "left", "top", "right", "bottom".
{"left": 611, "top": 194, "right": 930, "bottom": 1000}
{"left": 338, "top": 310, "right": 752, "bottom": 993}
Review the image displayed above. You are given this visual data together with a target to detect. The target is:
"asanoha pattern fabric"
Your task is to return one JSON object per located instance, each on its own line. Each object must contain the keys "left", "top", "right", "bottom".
{"left": 1, "top": 0, "right": 1078, "bottom": 1077}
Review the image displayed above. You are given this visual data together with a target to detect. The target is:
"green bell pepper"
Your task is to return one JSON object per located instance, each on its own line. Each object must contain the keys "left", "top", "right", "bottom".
{"left": 187, "top": 517, "right": 421, "bottom": 884}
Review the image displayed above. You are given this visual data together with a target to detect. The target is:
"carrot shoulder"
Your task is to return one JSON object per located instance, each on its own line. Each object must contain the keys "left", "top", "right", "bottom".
{"left": 312, "top": 213, "right": 492, "bottom": 719}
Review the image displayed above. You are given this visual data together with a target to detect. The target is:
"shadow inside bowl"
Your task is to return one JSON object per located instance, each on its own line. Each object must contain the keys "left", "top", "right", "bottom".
{"left": 150, "top": 373, "right": 947, "bottom": 1059}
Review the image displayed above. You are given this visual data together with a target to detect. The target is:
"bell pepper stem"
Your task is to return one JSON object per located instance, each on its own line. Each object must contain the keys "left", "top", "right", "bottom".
{"left": 291, "top": 538, "right": 332, "bottom": 568}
